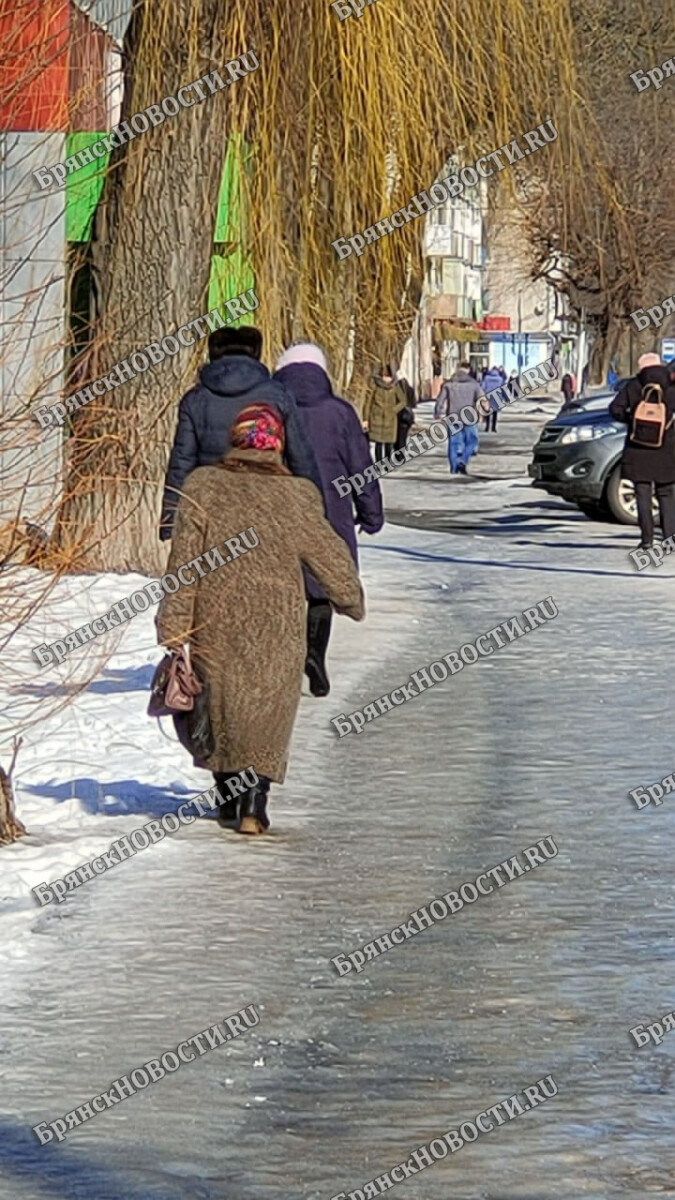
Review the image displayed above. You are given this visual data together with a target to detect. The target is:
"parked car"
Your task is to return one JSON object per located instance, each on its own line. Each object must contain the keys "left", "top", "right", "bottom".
{"left": 560, "top": 378, "right": 632, "bottom": 412}
{"left": 557, "top": 390, "right": 614, "bottom": 417}
{"left": 528, "top": 405, "right": 644, "bottom": 524}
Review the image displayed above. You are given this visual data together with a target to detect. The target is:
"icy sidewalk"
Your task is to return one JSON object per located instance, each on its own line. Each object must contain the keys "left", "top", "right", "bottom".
{"left": 0, "top": 530, "right": 420, "bottom": 1200}
{"left": 3, "top": 483, "right": 675, "bottom": 1198}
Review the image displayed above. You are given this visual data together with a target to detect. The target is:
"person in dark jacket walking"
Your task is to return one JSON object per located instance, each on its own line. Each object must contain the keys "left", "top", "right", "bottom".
{"left": 434, "top": 363, "right": 487, "bottom": 474}
{"left": 609, "top": 354, "right": 675, "bottom": 549}
{"left": 274, "top": 343, "right": 384, "bottom": 697}
{"left": 560, "top": 373, "right": 576, "bottom": 410}
{"left": 394, "top": 376, "right": 416, "bottom": 452}
{"left": 159, "top": 326, "right": 322, "bottom": 540}
{"left": 481, "top": 366, "right": 503, "bottom": 432}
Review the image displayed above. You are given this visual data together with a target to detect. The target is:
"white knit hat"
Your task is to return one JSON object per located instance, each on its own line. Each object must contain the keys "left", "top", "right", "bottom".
{"left": 275, "top": 343, "right": 328, "bottom": 372}
{"left": 637, "top": 352, "right": 662, "bottom": 370}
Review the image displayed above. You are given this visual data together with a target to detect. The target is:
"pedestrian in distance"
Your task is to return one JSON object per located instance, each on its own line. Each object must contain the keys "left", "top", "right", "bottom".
{"left": 159, "top": 326, "right": 322, "bottom": 541}
{"left": 560, "top": 373, "right": 577, "bottom": 412}
{"left": 273, "top": 343, "right": 383, "bottom": 698}
{"left": 394, "top": 376, "right": 417, "bottom": 453}
{"left": 430, "top": 363, "right": 443, "bottom": 403}
{"left": 434, "top": 361, "right": 488, "bottom": 475}
{"left": 361, "top": 363, "right": 409, "bottom": 464}
{"left": 156, "top": 403, "right": 364, "bottom": 836}
{"left": 481, "top": 365, "right": 504, "bottom": 432}
{"left": 609, "top": 353, "right": 675, "bottom": 550}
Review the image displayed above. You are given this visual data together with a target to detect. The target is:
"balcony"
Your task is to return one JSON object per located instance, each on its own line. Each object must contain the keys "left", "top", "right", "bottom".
{"left": 426, "top": 295, "right": 481, "bottom": 322}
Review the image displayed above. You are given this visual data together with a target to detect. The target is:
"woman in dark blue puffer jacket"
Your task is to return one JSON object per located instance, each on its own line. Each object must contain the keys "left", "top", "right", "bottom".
{"left": 274, "top": 344, "right": 384, "bottom": 696}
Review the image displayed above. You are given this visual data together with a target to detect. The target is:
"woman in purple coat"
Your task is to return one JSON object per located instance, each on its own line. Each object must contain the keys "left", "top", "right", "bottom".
{"left": 274, "top": 344, "right": 384, "bottom": 696}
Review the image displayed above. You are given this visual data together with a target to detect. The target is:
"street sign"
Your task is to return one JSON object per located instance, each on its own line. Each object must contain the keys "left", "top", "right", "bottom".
{"left": 661, "top": 337, "right": 675, "bottom": 361}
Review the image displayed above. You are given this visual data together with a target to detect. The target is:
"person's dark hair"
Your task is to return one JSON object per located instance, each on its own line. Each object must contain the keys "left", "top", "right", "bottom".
{"left": 209, "top": 326, "right": 263, "bottom": 361}
{"left": 459, "top": 360, "right": 471, "bottom": 370}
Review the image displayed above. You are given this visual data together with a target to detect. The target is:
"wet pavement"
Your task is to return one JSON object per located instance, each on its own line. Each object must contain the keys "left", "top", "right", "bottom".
{"left": 4, "top": 400, "right": 675, "bottom": 1199}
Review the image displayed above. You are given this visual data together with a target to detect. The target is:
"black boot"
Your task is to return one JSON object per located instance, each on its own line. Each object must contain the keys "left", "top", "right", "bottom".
{"left": 239, "top": 777, "right": 271, "bottom": 836}
{"left": 305, "top": 601, "right": 332, "bottom": 697}
{"left": 213, "top": 773, "right": 240, "bottom": 826}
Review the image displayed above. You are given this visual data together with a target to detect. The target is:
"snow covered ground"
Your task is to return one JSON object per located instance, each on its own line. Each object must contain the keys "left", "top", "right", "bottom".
{"left": 3, "top": 403, "right": 675, "bottom": 1199}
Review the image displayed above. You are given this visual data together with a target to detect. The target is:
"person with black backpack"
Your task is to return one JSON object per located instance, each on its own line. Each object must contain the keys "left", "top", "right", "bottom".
{"left": 609, "top": 353, "right": 675, "bottom": 550}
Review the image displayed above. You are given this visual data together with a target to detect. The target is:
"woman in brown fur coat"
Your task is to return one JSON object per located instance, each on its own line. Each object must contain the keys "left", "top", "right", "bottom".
{"left": 156, "top": 403, "right": 364, "bottom": 835}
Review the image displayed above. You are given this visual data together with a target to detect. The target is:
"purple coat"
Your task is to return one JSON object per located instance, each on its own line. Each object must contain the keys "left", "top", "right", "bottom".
{"left": 273, "top": 362, "right": 384, "bottom": 599}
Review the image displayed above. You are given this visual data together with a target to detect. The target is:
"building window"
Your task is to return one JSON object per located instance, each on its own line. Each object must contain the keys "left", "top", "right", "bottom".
{"left": 442, "top": 259, "right": 462, "bottom": 294}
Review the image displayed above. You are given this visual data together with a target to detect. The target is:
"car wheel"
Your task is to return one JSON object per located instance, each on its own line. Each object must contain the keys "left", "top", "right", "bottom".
{"left": 577, "top": 501, "right": 607, "bottom": 521}
{"left": 605, "top": 467, "right": 641, "bottom": 524}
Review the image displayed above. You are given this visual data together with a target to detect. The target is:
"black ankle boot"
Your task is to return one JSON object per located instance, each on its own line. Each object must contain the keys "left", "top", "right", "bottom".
{"left": 239, "top": 778, "right": 270, "bottom": 835}
{"left": 213, "top": 773, "right": 240, "bottom": 826}
{"left": 305, "top": 601, "right": 332, "bottom": 697}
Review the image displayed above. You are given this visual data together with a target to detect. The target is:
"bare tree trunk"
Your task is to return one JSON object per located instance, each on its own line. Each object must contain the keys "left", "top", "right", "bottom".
{"left": 52, "top": 0, "right": 233, "bottom": 574}
{"left": 0, "top": 740, "right": 25, "bottom": 845}
{"left": 588, "top": 315, "right": 626, "bottom": 385}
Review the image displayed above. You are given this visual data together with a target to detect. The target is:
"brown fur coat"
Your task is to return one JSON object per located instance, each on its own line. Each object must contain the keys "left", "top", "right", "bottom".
{"left": 155, "top": 448, "right": 365, "bottom": 781}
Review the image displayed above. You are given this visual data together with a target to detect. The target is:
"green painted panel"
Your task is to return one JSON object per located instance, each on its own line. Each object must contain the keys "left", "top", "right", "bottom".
{"left": 208, "top": 251, "right": 255, "bottom": 321}
{"left": 209, "top": 133, "right": 255, "bottom": 323}
{"left": 64, "top": 131, "right": 254, "bottom": 325}
{"left": 65, "top": 133, "right": 109, "bottom": 243}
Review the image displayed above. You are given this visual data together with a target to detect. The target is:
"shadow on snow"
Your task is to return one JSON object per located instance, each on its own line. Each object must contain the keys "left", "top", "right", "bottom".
{"left": 16, "top": 665, "right": 156, "bottom": 701}
{"left": 20, "top": 777, "right": 217, "bottom": 821}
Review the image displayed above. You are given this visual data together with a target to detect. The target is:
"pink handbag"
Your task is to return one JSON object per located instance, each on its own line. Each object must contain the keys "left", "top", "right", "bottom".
{"left": 147, "top": 645, "right": 202, "bottom": 717}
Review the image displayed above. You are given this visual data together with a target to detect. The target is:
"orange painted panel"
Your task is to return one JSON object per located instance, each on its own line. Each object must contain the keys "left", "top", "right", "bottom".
{"left": 0, "top": 0, "right": 69, "bottom": 131}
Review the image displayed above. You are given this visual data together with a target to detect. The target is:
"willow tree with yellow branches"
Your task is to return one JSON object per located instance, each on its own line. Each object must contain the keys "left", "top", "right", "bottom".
{"left": 52, "top": 0, "right": 586, "bottom": 575}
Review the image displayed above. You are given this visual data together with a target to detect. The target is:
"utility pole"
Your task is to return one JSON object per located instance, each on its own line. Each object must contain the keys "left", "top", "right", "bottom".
{"left": 517, "top": 289, "right": 523, "bottom": 371}
{"left": 576, "top": 306, "right": 587, "bottom": 386}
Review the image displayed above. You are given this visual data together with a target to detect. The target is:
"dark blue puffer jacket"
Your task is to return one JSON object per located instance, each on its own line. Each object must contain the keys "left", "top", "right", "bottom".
{"left": 159, "top": 355, "right": 322, "bottom": 539}
{"left": 273, "top": 362, "right": 384, "bottom": 598}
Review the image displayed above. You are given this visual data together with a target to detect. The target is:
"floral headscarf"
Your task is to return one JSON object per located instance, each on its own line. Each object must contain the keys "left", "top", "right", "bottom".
{"left": 230, "top": 404, "right": 285, "bottom": 453}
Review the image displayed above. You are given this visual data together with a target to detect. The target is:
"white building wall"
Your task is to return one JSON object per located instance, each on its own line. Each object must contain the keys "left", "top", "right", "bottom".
{"left": 484, "top": 205, "right": 555, "bottom": 335}
{"left": 0, "top": 4, "right": 129, "bottom": 534}
{"left": 0, "top": 133, "right": 66, "bottom": 529}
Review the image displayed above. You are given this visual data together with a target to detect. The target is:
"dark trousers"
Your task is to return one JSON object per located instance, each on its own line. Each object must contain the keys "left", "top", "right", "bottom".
{"left": 306, "top": 598, "right": 332, "bottom": 667}
{"left": 395, "top": 411, "right": 413, "bottom": 452}
{"left": 484, "top": 410, "right": 497, "bottom": 433}
{"left": 374, "top": 441, "right": 394, "bottom": 463}
{"left": 634, "top": 481, "right": 675, "bottom": 545}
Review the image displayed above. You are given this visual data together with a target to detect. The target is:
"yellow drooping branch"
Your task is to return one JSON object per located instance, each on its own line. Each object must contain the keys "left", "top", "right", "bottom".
{"left": 194, "top": 0, "right": 584, "bottom": 384}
